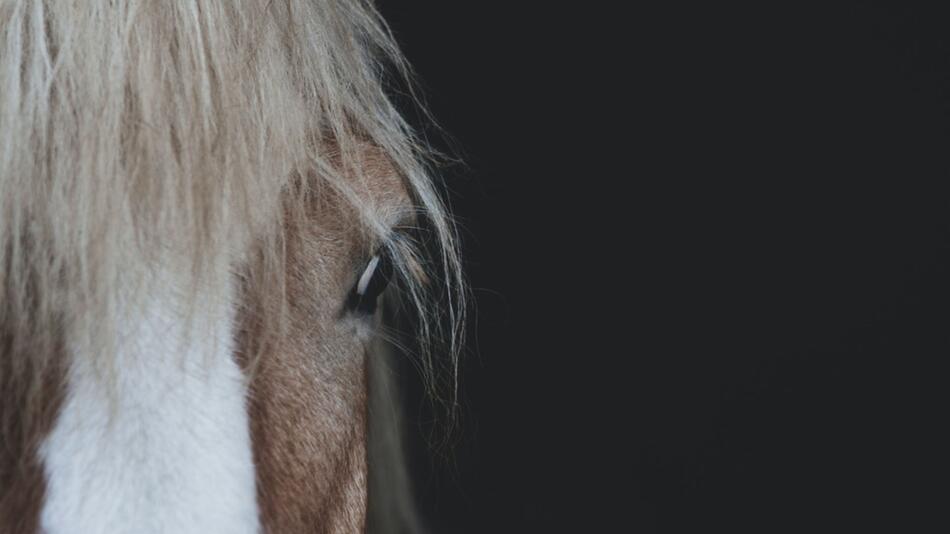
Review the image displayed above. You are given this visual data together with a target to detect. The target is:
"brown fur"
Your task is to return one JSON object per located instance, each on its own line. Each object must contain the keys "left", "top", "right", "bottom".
{"left": 0, "top": 328, "right": 65, "bottom": 533}
{"left": 238, "top": 150, "right": 412, "bottom": 533}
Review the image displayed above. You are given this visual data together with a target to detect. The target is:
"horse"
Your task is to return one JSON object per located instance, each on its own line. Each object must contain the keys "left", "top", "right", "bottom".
{"left": 0, "top": 1, "right": 464, "bottom": 532}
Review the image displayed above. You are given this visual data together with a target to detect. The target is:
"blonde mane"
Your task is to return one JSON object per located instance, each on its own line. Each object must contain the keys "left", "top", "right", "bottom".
{"left": 0, "top": 0, "right": 462, "bottom": 465}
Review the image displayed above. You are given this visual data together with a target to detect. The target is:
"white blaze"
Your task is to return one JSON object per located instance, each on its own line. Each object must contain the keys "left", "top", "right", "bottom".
{"left": 39, "top": 263, "right": 260, "bottom": 534}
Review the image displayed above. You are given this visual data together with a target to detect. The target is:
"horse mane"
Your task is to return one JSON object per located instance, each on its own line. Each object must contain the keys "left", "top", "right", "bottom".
{"left": 0, "top": 0, "right": 463, "bottom": 527}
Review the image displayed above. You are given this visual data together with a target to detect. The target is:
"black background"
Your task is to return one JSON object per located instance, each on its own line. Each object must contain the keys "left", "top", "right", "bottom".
{"left": 379, "top": 2, "right": 948, "bottom": 532}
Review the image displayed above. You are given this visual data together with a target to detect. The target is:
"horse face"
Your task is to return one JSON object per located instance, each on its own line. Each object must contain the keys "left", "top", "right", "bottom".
{"left": 3, "top": 151, "right": 412, "bottom": 534}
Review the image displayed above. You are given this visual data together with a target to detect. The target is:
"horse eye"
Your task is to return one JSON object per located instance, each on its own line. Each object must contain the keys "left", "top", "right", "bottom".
{"left": 347, "top": 252, "right": 393, "bottom": 316}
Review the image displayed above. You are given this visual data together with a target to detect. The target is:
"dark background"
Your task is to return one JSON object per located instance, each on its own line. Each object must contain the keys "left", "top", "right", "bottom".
{"left": 379, "top": 2, "right": 948, "bottom": 532}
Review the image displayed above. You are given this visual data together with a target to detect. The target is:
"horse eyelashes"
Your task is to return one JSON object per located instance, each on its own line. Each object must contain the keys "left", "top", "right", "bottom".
{"left": 347, "top": 251, "right": 393, "bottom": 316}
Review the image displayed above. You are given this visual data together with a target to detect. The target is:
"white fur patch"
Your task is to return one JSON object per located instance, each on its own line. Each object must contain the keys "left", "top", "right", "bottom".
{"left": 39, "top": 266, "right": 260, "bottom": 534}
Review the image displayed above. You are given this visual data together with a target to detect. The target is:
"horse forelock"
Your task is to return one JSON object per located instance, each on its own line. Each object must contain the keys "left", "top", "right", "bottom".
{"left": 0, "top": 1, "right": 463, "bottom": 532}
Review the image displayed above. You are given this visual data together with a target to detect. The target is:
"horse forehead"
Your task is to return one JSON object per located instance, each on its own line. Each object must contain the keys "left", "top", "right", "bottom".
{"left": 350, "top": 147, "right": 414, "bottom": 215}
{"left": 316, "top": 148, "right": 415, "bottom": 232}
